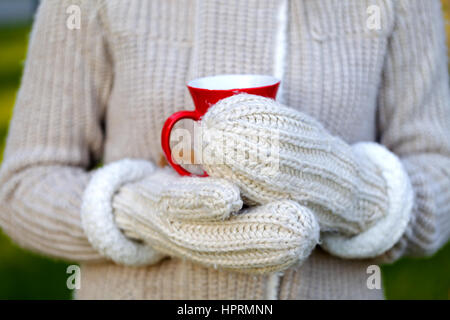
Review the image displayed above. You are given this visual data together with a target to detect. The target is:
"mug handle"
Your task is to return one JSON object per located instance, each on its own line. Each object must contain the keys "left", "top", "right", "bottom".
{"left": 161, "top": 110, "right": 209, "bottom": 177}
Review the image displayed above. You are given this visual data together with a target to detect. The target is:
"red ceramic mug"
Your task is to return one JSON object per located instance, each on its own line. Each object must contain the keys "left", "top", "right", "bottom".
{"left": 161, "top": 74, "right": 280, "bottom": 176}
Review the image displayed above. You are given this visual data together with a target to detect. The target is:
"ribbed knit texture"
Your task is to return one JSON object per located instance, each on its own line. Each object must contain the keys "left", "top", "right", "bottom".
{"left": 200, "top": 94, "right": 389, "bottom": 235}
{"left": 113, "top": 172, "right": 319, "bottom": 273}
{"left": 0, "top": 0, "right": 449, "bottom": 299}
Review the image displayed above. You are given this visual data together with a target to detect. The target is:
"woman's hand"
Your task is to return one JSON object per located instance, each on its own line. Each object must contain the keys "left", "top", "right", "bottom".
{"left": 113, "top": 167, "right": 319, "bottom": 274}
{"left": 199, "top": 94, "right": 413, "bottom": 258}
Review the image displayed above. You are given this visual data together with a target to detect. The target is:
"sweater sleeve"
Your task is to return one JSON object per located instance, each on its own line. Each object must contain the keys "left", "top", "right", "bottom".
{"left": 0, "top": 0, "right": 113, "bottom": 262}
{"left": 377, "top": 0, "right": 450, "bottom": 261}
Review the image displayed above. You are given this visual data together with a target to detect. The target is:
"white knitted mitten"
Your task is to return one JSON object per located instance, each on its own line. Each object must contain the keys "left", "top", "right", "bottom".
{"left": 199, "top": 94, "right": 414, "bottom": 258}
{"left": 82, "top": 159, "right": 319, "bottom": 273}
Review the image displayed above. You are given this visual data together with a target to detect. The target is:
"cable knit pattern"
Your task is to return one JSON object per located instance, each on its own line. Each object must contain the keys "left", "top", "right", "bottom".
{"left": 0, "top": 0, "right": 448, "bottom": 299}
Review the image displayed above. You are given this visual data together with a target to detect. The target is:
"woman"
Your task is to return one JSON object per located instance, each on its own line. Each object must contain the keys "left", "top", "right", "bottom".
{"left": 0, "top": 0, "right": 449, "bottom": 299}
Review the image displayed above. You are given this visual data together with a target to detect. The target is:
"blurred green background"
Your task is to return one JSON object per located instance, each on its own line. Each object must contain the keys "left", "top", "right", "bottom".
{"left": 0, "top": 1, "right": 449, "bottom": 300}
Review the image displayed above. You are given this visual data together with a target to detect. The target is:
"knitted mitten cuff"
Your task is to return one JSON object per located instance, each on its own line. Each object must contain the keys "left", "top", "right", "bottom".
{"left": 81, "top": 159, "right": 165, "bottom": 266}
{"left": 321, "top": 142, "right": 414, "bottom": 258}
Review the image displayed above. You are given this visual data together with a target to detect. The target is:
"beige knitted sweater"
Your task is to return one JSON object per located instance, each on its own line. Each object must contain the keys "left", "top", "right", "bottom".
{"left": 0, "top": 0, "right": 449, "bottom": 299}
